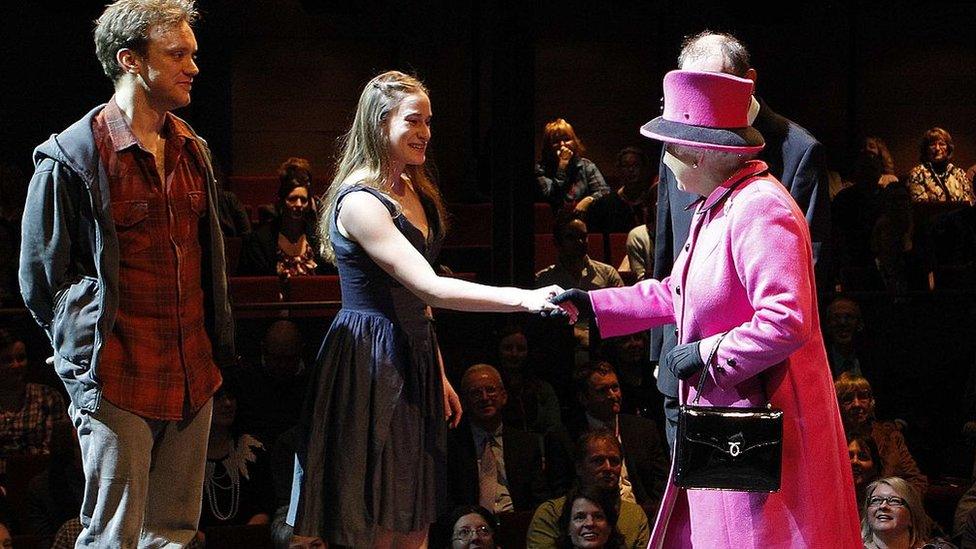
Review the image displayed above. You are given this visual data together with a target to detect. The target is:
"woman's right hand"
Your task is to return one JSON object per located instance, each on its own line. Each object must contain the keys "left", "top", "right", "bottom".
{"left": 524, "top": 285, "right": 565, "bottom": 314}
{"left": 557, "top": 145, "right": 574, "bottom": 169}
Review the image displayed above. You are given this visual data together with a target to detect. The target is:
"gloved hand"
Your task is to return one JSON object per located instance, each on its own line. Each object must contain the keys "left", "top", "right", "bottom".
{"left": 548, "top": 289, "right": 593, "bottom": 323}
{"left": 662, "top": 341, "right": 705, "bottom": 381}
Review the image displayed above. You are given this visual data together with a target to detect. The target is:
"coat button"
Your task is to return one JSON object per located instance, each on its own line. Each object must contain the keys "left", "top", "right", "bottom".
{"left": 673, "top": 328, "right": 679, "bottom": 337}
{"left": 675, "top": 285, "right": 681, "bottom": 295}
{"left": 726, "top": 358, "right": 737, "bottom": 367}
{"left": 684, "top": 243, "right": 690, "bottom": 251}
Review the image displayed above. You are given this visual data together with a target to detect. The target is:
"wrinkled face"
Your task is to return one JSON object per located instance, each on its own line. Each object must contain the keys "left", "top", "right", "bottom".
{"left": 387, "top": 92, "right": 431, "bottom": 168}
{"left": 839, "top": 388, "right": 874, "bottom": 428}
{"left": 135, "top": 21, "right": 199, "bottom": 111}
{"left": 579, "top": 438, "right": 622, "bottom": 491}
{"left": 451, "top": 513, "right": 495, "bottom": 549}
{"left": 926, "top": 138, "right": 949, "bottom": 164}
{"left": 212, "top": 390, "right": 237, "bottom": 429}
{"left": 283, "top": 186, "right": 310, "bottom": 219}
{"left": 557, "top": 219, "right": 588, "bottom": 258}
{"left": 462, "top": 371, "right": 507, "bottom": 423}
{"left": 582, "top": 371, "right": 621, "bottom": 421}
{"left": 569, "top": 497, "right": 610, "bottom": 548}
{"left": 866, "top": 484, "right": 912, "bottom": 537}
{"left": 663, "top": 144, "right": 707, "bottom": 196}
{"left": 498, "top": 333, "right": 528, "bottom": 370}
{"left": 826, "top": 300, "right": 862, "bottom": 346}
{"left": 848, "top": 439, "right": 875, "bottom": 487}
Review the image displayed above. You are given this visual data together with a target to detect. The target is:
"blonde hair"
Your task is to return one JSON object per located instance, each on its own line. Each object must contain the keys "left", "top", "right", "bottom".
{"left": 861, "top": 477, "right": 933, "bottom": 546}
{"left": 318, "top": 71, "right": 447, "bottom": 264}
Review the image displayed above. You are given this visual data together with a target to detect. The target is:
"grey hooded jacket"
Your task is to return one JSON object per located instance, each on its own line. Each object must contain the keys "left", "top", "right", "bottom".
{"left": 19, "top": 104, "right": 235, "bottom": 413}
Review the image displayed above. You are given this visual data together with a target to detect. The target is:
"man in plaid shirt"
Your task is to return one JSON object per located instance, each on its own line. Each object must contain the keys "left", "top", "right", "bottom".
{"left": 19, "top": 0, "right": 234, "bottom": 546}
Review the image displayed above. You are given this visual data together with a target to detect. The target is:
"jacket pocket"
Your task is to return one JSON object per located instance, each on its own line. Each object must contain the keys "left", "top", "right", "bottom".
{"left": 111, "top": 200, "right": 151, "bottom": 254}
{"left": 52, "top": 276, "right": 100, "bottom": 365}
{"left": 188, "top": 190, "right": 207, "bottom": 217}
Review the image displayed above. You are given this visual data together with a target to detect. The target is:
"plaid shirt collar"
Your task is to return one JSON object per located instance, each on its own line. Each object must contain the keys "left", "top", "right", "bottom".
{"left": 103, "top": 96, "right": 194, "bottom": 154}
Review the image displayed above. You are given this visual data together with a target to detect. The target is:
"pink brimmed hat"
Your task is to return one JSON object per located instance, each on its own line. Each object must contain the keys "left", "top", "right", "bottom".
{"left": 640, "top": 70, "right": 764, "bottom": 154}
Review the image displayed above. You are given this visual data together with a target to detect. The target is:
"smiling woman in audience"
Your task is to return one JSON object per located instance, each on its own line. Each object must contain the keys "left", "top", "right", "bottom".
{"left": 861, "top": 477, "right": 955, "bottom": 549}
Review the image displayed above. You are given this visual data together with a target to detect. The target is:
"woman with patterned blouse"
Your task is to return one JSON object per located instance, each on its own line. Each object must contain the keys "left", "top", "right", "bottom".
{"left": 906, "top": 127, "right": 974, "bottom": 204}
{"left": 535, "top": 119, "right": 610, "bottom": 214}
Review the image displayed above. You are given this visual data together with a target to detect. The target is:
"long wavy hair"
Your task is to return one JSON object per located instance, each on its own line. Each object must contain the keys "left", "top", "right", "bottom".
{"left": 318, "top": 70, "right": 447, "bottom": 264}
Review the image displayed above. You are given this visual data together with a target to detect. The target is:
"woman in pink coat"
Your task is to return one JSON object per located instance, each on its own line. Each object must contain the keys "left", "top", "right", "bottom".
{"left": 552, "top": 70, "right": 861, "bottom": 548}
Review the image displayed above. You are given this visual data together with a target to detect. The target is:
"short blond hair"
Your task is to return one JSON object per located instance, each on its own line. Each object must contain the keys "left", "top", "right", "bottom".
{"left": 94, "top": 0, "right": 198, "bottom": 82}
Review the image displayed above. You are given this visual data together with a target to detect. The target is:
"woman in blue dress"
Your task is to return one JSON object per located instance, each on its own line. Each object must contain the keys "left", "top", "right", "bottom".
{"left": 289, "top": 71, "right": 561, "bottom": 549}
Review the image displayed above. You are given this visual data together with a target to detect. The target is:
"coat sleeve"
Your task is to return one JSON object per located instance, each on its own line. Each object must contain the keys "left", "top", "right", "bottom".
{"left": 19, "top": 158, "right": 81, "bottom": 336}
{"left": 787, "top": 141, "right": 830, "bottom": 266}
{"left": 698, "top": 186, "right": 815, "bottom": 390}
{"left": 589, "top": 277, "right": 676, "bottom": 338}
{"left": 581, "top": 160, "right": 610, "bottom": 201}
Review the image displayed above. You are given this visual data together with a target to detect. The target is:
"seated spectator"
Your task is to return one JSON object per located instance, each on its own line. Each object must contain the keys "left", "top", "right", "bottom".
{"left": 536, "top": 215, "right": 624, "bottom": 360}
{"left": 212, "top": 159, "right": 251, "bottom": 238}
{"left": 824, "top": 296, "right": 867, "bottom": 379}
{"left": 239, "top": 157, "right": 326, "bottom": 277}
{"left": 236, "top": 320, "right": 311, "bottom": 445}
{"left": 907, "top": 127, "right": 974, "bottom": 205}
{"left": 448, "top": 505, "right": 498, "bottom": 549}
{"left": 535, "top": 119, "right": 609, "bottom": 214}
{"left": 447, "top": 364, "right": 546, "bottom": 514}
{"left": 861, "top": 477, "right": 955, "bottom": 549}
{"left": 547, "top": 362, "right": 668, "bottom": 507}
{"left": 624, "top": 222, "right": 654, "bottom": 282}
{"left": 848, "top": 432, "right": 883, "bottom": 511}
{"left": 872, "top": 181, "right": 918, "bottom": 294}
{"left": 555, "top": 485, "right": 625, "bottom": 549}
{"left": 528, "top": 430, "right": 649, "bottom": 549}
{"left": 495, "top": 325, "right": 562, "bottom": 439}
{"left": 836, "top": 373, "right": 928, "bottom": 497}
{"left": 601, "top": 333, "right": 660, "bottom": 421}
{"left": 25, "top": 419, "right": 83, "bottom": 536}
{"left": 0, "top": 328, "right": 67, "bottom": 476}
{"left": 587, "top": 147, "right": 656, "bottom": 234}
{"left": 200, "top": 379, "right": 276, "bottom": 530}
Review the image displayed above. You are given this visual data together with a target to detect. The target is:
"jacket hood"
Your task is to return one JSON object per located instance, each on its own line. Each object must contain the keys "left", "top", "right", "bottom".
{"left": 33, "top": 104, "right": 106, "bottom": 187}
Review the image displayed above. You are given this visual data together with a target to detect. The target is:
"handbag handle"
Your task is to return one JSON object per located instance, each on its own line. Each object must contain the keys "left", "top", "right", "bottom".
{"left": 690, "top": 331, "right": 729, "bottom": 405}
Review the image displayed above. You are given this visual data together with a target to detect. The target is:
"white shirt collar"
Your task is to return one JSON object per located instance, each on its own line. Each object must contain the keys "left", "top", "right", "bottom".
{"left": 747, "top": 95, "right": 760, "bottom": 125}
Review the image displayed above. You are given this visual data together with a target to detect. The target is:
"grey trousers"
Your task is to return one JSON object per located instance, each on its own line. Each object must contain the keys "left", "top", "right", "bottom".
{"left": 69, "top": 397, "right": 213, "bottom": 549}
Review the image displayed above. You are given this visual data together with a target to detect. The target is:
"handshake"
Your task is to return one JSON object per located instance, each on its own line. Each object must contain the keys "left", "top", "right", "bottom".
{"left": 538, "top": 288, "right": 706, "bottom": 381}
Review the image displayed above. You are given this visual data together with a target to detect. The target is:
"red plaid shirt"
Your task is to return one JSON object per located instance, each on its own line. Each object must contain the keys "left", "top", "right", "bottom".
{"left": 92, "top": 98, "right": 221, "bottom": 420}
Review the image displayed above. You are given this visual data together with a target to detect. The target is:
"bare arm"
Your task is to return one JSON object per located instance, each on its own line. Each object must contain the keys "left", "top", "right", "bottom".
{"left": 338, "top": 190, "right": 559, "bottom": 312}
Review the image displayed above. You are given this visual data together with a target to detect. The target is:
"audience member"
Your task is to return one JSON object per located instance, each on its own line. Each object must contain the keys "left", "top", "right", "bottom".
{"left": 528, "top": 430, "right": 649, "bottom": 549}
{"left": 824, "top": 296, "right": 867, "bottom": 379}
{"left": 861, "top": 477, "right": 955, "bottom": 549}
{"left": 600, "top": 333, "right": 661, "bottom": 421}
{"left": 0, "top": 329, "right": 67, "bottom": 476}
{"left": 836, "top": 373, "right": 929, "bottom": 497}
{"left": 535, "top": 119, "right": 610, "bottom": 213}
{"left": 239, "top": 157, "right": 325, "bottom": 277}
{"left": 447, "top": 364, "right": 546, "bottom": 514}
{"left": 536, "top": 215, "right": 624, "bottom": 360}
{"left": 547, "top": 362, "right": 668, "bottom": 507}
{"left": 832, "top": 146, "right": 890, "bottom": 290}
{"left": 587, "top": 147, "right": 656, "bottom": 233}
{"left": 872, "top": 181, "right": 918, "bottom": 294}
{"left": 447, "top": 505, "right": 498, "bottom": 549}
{"left": 200, "top": 379, "right": 276, "bottom": 530}
{"left": 554, "top": 485, "right": 625, "bottom": 549}
{"left": 236, "top": 320, "right": 311, "bottom": 445}
{"left": 213, "top": 160, "right": 252, "bottom": 238}
{"left": 494, "top": 325, "right": 563, "bottom": 439}
{"left": 848, "top": 432, "right": 883, "bottom": 511}
{"left": 25, "top": 419, "right": 83, "bottom": 536}
{"left": 907, "top": 127, "right": 974, "bottom": 205}
{"left": 623, "top": 222, "right": 654, "bottom": 282}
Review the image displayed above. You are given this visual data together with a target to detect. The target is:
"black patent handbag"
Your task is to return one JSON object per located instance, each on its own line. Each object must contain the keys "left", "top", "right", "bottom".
{"left": 674, "top": 338, "right": 783, "bottom": 492}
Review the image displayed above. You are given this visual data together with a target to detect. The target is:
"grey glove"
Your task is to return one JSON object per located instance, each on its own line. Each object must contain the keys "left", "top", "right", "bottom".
{"left": 663, "top": 341, "right": 705, "bottom": 381}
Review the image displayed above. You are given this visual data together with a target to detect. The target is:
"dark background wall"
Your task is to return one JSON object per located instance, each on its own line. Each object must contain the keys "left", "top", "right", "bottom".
{"left": 4, "top": 1, "right": 974, "bottom": 193}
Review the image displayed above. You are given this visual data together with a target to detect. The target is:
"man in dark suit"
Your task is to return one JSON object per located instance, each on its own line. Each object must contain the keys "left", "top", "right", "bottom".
{"left": 446, "top": 364, "right": 546, "bottom": 514}
{"left": 653, "top": 31, "right": 830, "bottom": 448}
{"left": 546, "top": 361, "right": 669, "bottom": 507}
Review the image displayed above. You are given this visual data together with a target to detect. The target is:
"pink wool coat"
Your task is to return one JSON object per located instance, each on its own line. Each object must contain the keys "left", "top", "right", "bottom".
{"left": 590, "top": 161, "right": 861, "bottom": 548}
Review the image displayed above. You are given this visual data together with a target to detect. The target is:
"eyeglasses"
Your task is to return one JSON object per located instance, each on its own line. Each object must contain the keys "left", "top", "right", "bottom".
{"left": 867, "top": 495, "right": 907, "bottom": 508}
{"left": 453, "top": 525, "right": 492, "bottom": 541}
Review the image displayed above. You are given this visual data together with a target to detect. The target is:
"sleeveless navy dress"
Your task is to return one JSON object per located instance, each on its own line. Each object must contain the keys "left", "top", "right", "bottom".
{"left": 289, "top": 185, "right": 446, "bottom": 546}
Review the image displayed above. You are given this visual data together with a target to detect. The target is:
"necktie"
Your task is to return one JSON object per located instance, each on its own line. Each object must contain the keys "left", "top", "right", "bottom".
{"left": 479, "top": 435, "right": 499, "bottom": 511}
